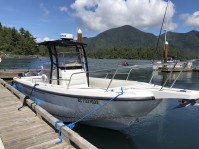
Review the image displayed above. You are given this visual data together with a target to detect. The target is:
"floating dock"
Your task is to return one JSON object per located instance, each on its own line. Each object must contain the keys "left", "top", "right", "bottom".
{"left": 158, "top": 67, "right": 199, "bottom": 72}
{"left": 0, "top": 69, "right": 50, "bottom": 79}
{"left": 0, "top": 79, "right": 97, "bottom": 149}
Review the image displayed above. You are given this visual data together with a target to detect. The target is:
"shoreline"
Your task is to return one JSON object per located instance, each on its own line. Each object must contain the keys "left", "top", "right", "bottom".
{"left": 0, "top": 54, "right": 45, "bottom": 59}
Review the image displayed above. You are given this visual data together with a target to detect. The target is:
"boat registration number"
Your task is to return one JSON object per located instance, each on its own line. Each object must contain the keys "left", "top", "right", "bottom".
{"left": 78, "top": 98, "right": 99, "bottom": 104}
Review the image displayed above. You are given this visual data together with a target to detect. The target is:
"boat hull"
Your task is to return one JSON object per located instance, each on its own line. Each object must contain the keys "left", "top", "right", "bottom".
{"left": 15, "top": 81, "right": 162, "bottom": 130}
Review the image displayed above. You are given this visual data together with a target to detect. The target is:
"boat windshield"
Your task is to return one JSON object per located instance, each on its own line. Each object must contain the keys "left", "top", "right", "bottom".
{"left": 58, "top": 52, "right": 82, "bottom": 66}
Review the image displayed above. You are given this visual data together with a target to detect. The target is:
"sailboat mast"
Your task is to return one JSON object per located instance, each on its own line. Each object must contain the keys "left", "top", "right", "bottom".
{"left": 153, "top": 0, "right": 170, "bottom": 62}
{"left": 164, "top": 0, "right": 170, "bottom": 63}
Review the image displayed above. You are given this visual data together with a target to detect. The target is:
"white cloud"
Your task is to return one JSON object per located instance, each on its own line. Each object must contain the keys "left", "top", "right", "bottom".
{"left": 40, "top": 3, "right": 49, "bottom": 16}
{"left": 180, "top": 11, "right": 199, "bottom": 29}
{"left": 36, "top": 37, "right": 54, "bottom": 43}
{"left": 59, "top": 6, "right": 68, "bottom": 13}
{"left": 70, "top": 0, "right": 177, "bottom": 32}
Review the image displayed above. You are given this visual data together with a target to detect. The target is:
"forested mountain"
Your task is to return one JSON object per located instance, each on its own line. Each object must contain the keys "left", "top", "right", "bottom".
{"left": 1, "top": 22, "right": 198, "bottom": 59}
{"left": 0, "top": 22, "right": 38, "bottom": 55}
{"left": 83, "top": 25, "right": 159, "bottom": 50}
{"left": 160, "top": 30, "right": 199, "bottom": 56}
{"left": 83, "top": 25, "right": 199, "bottom": 56}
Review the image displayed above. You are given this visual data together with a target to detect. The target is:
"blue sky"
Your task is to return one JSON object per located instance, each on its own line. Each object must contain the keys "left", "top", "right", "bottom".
{"left": 0, "top": 0, "right": 199, "bottom": 42}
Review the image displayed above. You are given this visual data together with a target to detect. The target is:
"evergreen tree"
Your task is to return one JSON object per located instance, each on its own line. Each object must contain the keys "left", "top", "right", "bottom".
{"left": 0, "top": 23, "right": 38, "bottom": 55}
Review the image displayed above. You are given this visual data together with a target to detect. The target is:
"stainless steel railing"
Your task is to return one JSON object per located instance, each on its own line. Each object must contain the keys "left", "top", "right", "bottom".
{"left": 67, "top": 64, "right": 153, "bottom": 90}
{"left": 32, "top": 60, "right": 195, "bottom": 91}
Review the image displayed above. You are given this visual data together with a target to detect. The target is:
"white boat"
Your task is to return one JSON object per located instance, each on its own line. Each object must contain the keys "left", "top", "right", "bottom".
{"left": 0, "top": 51, "right": 6, "bottom": 63}
{"left": 153, "top": 59, "right": 194, "bottom": 70}
{"left": 153, "top": 35, "right": 194, "bottom": 70}
{"left": 14, "top": 30, "right": 199, "bottom": 130}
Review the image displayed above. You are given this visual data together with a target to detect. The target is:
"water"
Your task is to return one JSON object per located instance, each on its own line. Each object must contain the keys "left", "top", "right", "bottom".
{"left": 1, "top": 58, "right": 199, "bottom": 149}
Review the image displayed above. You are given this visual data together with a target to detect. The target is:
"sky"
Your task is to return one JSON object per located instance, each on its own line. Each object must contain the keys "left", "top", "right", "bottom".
{"left": 0, "top": 0, "right": 199, "bottom": 42}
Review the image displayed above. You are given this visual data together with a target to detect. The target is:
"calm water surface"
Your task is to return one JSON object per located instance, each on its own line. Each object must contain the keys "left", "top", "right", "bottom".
{"left": 1, "top": 58, "right": 199, "bottom": 149}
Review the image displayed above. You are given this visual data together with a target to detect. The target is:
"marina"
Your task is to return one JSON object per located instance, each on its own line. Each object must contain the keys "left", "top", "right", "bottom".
{"left": 10, "top": 29, "right": 199, "bottom": 131}
{"left": 0, "top": 0, "right": 199, "bottom": 148}
{"left": 1, "top": 58, "right": 199, "bottom": 148}
{"left": 0, "top": 79, "right": 96, "bottom": 149}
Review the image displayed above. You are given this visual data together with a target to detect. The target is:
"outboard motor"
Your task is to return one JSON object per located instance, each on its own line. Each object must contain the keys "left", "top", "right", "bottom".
{"left": 36, "top": 70, "right": 46, "bottom": 76}
{"left": 23, "top": 71, "right": 35, "bottom": 77}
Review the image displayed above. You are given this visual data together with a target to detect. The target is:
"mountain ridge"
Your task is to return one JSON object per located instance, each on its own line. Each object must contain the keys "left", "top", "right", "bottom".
{"left": 83, "top": 25, "right": 199, "bottom": 56}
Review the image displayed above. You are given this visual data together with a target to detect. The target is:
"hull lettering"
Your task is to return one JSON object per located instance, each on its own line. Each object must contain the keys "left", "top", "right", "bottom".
{"left": 78, "top": 98, "right": 99, "bottom": 104}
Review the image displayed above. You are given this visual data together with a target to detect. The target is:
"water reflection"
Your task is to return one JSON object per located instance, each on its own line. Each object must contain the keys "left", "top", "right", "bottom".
{"left": 73, "top": 124, "right": 138, "bottom": 149}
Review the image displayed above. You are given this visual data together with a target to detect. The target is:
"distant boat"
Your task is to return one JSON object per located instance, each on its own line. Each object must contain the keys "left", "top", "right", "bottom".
{"left": 152, "top": 39, "right": 194, "bottom": 71}
{"left": 0, "top": 51, "right": 6, "bottom": 63}
{"left": 152, "top": 0, "right": 194, "bottom": 71}
{"left": 122, "top": 61, "right": 129, "bottom": 66}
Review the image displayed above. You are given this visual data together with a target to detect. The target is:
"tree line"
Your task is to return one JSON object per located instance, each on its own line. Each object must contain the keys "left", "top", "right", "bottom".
{"left": 86, "top": 46, "right": 190, "bottom": 60}
{"left": 0, "top": 22, "right": 38, "bottom": 55}
{"left": 0, "top": 22, "right": 194, "bottom": 60}
{"left": 39, "top": 45, "right": 192, "bottom": 60}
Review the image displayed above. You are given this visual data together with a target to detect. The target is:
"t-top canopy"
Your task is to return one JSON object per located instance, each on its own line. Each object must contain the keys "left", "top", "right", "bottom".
{"left": 38, "top": 39, "right": 87, "bottom": 47}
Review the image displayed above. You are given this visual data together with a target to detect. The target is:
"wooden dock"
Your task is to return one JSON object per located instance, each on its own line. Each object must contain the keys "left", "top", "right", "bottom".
{"left": 159, "top": 67, "right": 199, "bottom": 72}
{"left": 0, "top": 79, "right": 97, "bottom": 149}
{"left": 0, "top": 69, "right": 50, "bottom": 79}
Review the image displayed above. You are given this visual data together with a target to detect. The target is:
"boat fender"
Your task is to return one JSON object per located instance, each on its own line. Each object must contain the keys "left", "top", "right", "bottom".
{"left": 29, "top": 83, "right": 39, "bottom": 98}
{"left": 12, "top": 84, "right": 17, "bottom": 89}
{"left": 42, "top": 74, "right": 48, "bottom": 83}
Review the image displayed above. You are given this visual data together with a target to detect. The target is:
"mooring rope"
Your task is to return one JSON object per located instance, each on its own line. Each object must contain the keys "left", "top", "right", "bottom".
{"left": 54, "top": 87, "right": 124, "bottom": 144}
{"left": 29, "top": 83, "right": 39, "bottom": 97}
{"left": 18, "top": 83, "right": 40, "bottom": 110}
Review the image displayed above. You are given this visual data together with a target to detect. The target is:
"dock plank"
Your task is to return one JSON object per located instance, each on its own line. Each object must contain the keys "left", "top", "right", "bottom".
{"left": 0, "top": 86, "right": 70, "bottom": 149}
{"left": 0, "top": 78, "right": 97, "bottom": 149}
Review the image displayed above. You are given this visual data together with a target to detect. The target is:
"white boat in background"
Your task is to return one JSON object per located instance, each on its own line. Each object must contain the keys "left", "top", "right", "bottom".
{"left": 14, "top": 29, "right": 199, "bottom": 130}
{"left": 152, "top": 41, "right": 194, "bottom": 70}
{"left": 0, "top": 51, "right": 6, "bottom": 63}
{"left": 152, "top": 0, "right": 194, "bottom": 71}
{"left": 153, "top": 58, "right": 194, "bottom": 70}
{"left": 153, "top": 32, "right": 194, "bottom": 71}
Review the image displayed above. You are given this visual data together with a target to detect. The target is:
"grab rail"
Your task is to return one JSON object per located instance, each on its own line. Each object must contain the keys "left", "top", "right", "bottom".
{"left": 159, "top": 62, "right": 178, "bottom": 90}
{"left": 67, "top": 64, "right": 153, "bottom": 89}
{"left": 170, "top": 62, "right": 188, "bottom": 88}
{"left": 33, "top": 60, "right": 193, "bottom": 91}
{"left": 154, "top": 60, "right": 190, "bottom": 91}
